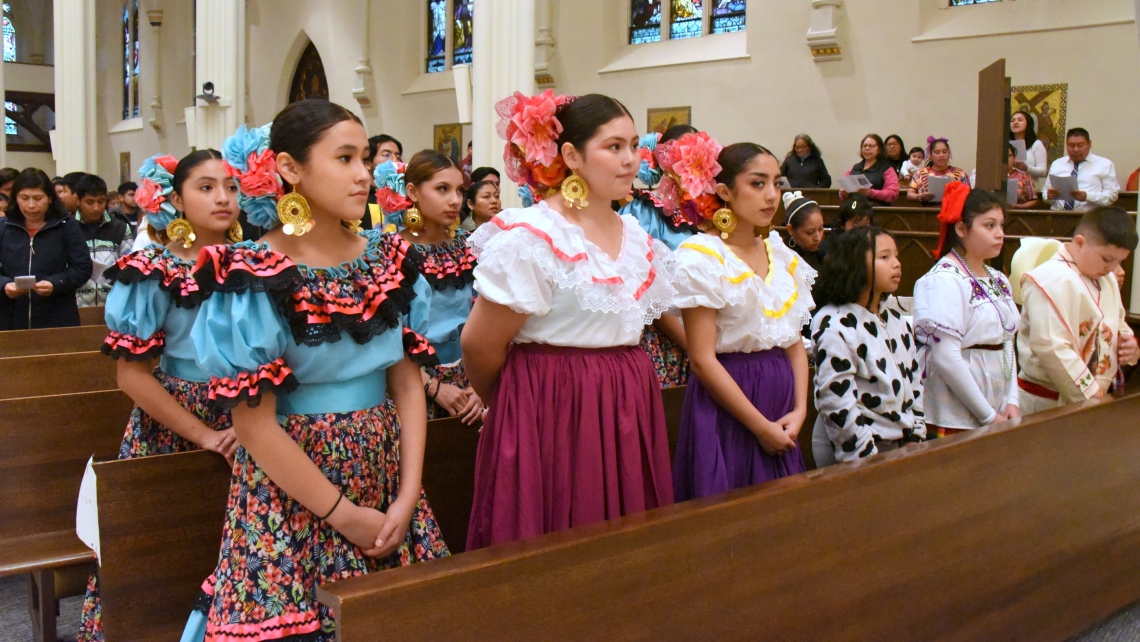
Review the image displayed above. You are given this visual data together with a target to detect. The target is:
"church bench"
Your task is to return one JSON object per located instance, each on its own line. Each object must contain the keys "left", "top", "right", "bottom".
{"left": 782, "top": 189, "right": 1138, "bottom": 215}
{"left": 0, "top": 324, "right": 109, "bottom": 358}
{"left": 78, "top": 306, "right": 106, "bottom": 326}
{"left": 0, "top": 390, "right": 134, "bottom": 641}
{"left": 318, "top": 392, "right": 1140, "bottom": 642}
{"left": 89, "top": 388, "right": 689, "bottom": 639}
{"left": 0, "top": 351, "right": 118, "bottom": 400}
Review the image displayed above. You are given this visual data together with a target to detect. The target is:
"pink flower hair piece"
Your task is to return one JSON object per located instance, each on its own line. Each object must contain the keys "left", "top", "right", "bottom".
{"left": 134, "top": 179, "right": 165, "bottom": 214}
{"left": 154, "top": 155, "right": 179, "bottom": 174}
{"left": 654, "top": 175, "right": 681, "bottom": 216}
{"left": 230, "top": 149, "right": 284, "bottom": 199}
{"left": 376, "top": 188, "right": 412, "bottom": 215}
{"left": 495, "top": 90, "right": 576, "bottom": 188}
{"left": 664, "top": 132, "right": 722, "bottom": 198}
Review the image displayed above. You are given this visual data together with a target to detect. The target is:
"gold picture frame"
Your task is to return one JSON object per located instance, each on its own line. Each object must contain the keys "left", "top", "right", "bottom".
{"left": 647, "top": 107, "right": 692, "bottom": 136}
{"left": 1010, "top": 84, "right": 1068, "bottom": 167}
{"left": 433, "top": 123, "right": 463, "bottom": 165}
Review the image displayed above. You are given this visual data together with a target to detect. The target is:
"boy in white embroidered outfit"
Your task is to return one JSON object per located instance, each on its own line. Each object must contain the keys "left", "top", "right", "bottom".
{"left": 1016, "top": 206, "right": 1140, "bottom": 415}
{"left": 914, "top": 184, "right": 1019, "bottom": 436}
{"left": 811, "top": 227, "right": 924, "bottom": 467}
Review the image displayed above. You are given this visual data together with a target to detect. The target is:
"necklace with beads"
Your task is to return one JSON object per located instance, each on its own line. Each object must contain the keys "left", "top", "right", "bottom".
{"left": 951, "top": 250, "right": 1016, "bottom": 379}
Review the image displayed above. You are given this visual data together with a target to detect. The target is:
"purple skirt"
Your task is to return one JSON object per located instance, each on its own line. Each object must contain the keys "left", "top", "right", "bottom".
{"left": 674, "top": 349, "right": 806, "bottom": 502}
{"left": 467, "top": 343, "right": 674, "bottom": 550}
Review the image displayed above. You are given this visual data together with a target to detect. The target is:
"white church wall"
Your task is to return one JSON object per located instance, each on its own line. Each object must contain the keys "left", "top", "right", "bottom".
{"left": 92, "top": 0, "right": 195, "bottom": 186}
{"left": 244, "top": 0, "right": 461, "bottom": 159}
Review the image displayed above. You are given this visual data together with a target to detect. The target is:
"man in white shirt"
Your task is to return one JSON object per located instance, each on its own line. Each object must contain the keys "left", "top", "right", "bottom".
{"left": 1044, "top": 128, "right": 1119, "bottom": 212}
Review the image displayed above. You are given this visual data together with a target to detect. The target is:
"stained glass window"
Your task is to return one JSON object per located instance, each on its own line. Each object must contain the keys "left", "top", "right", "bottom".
{"left": 427, "top": 0, "right": 447, "bottom": 73}
{"left": 453, "top": 0, "right": 473, "bottom": 66}
{"left": 949, "top": 0, "right": 1000, "bottom": 4}
{"left": 670, "top": 0, "right": 703, "bottom": 40}
{"left": 2, "top": 3, "right": 14, "bottom": 63}
{"left": 131, "top": 0, "right": 140, "bottom": 118}
{"left": 4, "top": 102, "right": 15, "bottom": 137}
{"left": 711, "top": 0, "right": 745, "bottom": 34}
{"left": 629, "top": 0, "right": 661, "bottom": 44}
{"left": 121, "top": 1, "right": 141, "bottom": 119}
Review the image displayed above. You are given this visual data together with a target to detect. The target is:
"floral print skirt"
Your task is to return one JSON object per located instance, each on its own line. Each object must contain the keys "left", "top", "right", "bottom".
{"left": 640, "top": 326, "right": 690, "bottom": 389}
{"left": 78, "top": 370, "right": 231, "bottom": 642}
{"left": 423, "top": 361, "right": 471, "bottom": 420}
{"left": 193, "top": 400, "right": 449, "bottom": 642}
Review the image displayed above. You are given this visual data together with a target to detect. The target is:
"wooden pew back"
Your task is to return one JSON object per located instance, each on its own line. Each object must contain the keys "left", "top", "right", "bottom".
{"left": 0, "top": 351, "right": 118, "bottom": 400}
{"left": 78, "top": 306, "right": 106, "bottom": 326}
{"left": 0, "top": 325, "right": 109, "bottom": 358}
{"left": 319, "top": 394, "right": 1140, "bottom": 642}
{"left": 0, "top": 390, "right": 132, "bottom": 577}
{"left": 94, "top": 450, "right": 232, "bottom": 641}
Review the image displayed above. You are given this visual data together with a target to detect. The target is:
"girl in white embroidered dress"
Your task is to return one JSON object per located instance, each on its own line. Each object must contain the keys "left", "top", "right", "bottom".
{"left": 914, "top": 185, "right": 1020, "bottom": 436}
{"left": 672, "top": 143, "right": 816, "bottom": 500}
{"left": 461, "top": 93, "right": 677, "bottom": 550}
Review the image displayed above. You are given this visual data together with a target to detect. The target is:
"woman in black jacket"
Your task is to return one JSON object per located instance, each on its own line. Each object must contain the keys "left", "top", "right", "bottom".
{"left": 780, "top": 134, "right": 832, "bottom": 188}
{"left": 0, "top": 168, "right": 92, "bottom": 329}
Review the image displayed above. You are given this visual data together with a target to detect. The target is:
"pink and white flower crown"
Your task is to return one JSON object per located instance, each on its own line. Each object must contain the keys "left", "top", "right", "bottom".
{"left": 651, "top": 131, "right": 724, "bottom": 224}
{"left": 496, "top": 89, "right": 577, "bottom": 194}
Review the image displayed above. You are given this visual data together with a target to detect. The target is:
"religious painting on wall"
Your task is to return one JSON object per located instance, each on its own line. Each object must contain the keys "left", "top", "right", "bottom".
{"left": 120, "top": 152, "right": 131, "bottom": 184}
{"left": 289, "top": 41, "right": 329, "bottom": 104}
{"left": 1010, "top": 84, "right": 1067, "bottom": 167}
{"left": 434, "top": 123, "right": 463, "bottom": 165}
{"left": 647, "top": 106, "right": 691, "bottom": 135}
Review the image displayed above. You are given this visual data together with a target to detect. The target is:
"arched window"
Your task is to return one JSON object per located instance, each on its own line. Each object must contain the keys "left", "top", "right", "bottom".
{"left": 630, "top": 0, "right": 744, "bottom": 44}
{"left": 122, "top": 0, "right": 140, "bottom": 120}
{"left": 3, "top": 3, "right": 15, "bottom": 136}
{"left": 426, "top": 0, "right": 474, "bottom": 73}
{"left": 2, "top": 3, "right": 15, "bottom": 63}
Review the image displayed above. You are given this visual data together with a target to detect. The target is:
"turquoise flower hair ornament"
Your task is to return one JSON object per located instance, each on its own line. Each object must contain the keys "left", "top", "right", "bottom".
{"left": 221, "top": 123, "right": 283, "bottom": 228}
{"left": 637, "top": 132, "right": 663, "bottom": 188}
{"left": 135, "top": 154, "right": 179, "bottom": 230}
{"left": 373, "top": 161, "right": 413, "bottom": 214}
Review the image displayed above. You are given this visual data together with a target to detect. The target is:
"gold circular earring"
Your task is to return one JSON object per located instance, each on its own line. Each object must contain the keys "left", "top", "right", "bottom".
{"left": 403, "top": 206, "right": 424, "bottom": 236}
{"left": 561, "top": 174, "right": 589, "bottom": 209}
{"left": 277, "top": 192, "right": 313, "bottom": 236}
{"left": 166, "top": 215, "right": 197, "bottom": 249}
{"left": 226, "top": 220, "right": 243, "bottom": 243}
{"left": 712, "top": 208, "right": 737, "bottom": 240}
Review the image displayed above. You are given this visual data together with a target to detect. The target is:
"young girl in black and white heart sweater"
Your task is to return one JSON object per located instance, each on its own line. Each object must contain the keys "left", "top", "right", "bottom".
{"left": 809, "top": 227, "right": 925, "bottom": 467}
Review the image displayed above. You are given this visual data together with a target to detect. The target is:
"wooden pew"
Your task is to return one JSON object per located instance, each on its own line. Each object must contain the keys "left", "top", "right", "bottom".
{"left": 781, "top": 188, "right": 1139, "bottom": 214}
{"left": 319, "top": 393, "right": 1140, "bottom": 642}
{"left": 79, "top": 306, "right": 106, "bottom": 326}
{"left": 90, "top": 389, "right": 688, "bottom": 639}
{"left": 0, "top": 351, "right": 118, "bottom": 400}
{"left": 0, "top": 324, "right": 109, "bottom": 358}
{"left": 94, "top": 450, "right": 232, "bottom": 642}
{"left": 0, "top": 390, "right": 133, "bottom": 641}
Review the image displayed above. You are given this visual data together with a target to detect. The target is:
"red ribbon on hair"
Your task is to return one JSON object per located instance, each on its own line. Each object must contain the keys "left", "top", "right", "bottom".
{"left": 935, "top": 181, "right": 971, "bottom": 257}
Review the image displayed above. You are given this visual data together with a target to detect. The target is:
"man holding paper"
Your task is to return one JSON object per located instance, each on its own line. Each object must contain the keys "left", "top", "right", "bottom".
{"left": 1045, "top": 128, "right": 1119, "bottom": 212}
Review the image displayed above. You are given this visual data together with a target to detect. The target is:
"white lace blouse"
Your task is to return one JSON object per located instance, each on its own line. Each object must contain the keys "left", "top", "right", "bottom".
{"left": 467, "top": 202, "right": 676, "bottom": 348}
{"left": 672, "top": 232, "right": 816, "bottom": 353}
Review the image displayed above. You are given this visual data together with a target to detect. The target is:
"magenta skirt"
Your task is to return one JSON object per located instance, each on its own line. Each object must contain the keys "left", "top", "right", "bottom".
{"left": 466, "top": 343, "right": 674, "bottom": 550}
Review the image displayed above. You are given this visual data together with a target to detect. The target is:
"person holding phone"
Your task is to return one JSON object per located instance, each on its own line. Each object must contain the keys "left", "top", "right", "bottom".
{"left": 0, "top": 168, "right": 92, "bottom": 330}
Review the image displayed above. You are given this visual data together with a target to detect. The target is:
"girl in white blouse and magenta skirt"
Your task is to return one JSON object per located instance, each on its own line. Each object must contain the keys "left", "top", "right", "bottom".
{"left": 461, "top": 93, "right": 677, "bottom": 549}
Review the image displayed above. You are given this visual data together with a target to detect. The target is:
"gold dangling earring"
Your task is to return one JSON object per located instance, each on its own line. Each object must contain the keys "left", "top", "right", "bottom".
{"left": 712, "top": 208, "right": 737, "bottom": 240}
{"left": 166, "top": 214, "right": 197, "bottom": 249}
{"left": 226, "top": 220, "right": 243, "bottom": 243}
{"left": 344, "top": 219, "right": 364, "bottom": 234}
{"left": 403, "top": 205, "right": 424, "bottom": 237}
{"left": 277, "top": 192, "right": 313, "bottom": 236}
{"left": 561, "top": 174, "right": 589, "bottom": 209}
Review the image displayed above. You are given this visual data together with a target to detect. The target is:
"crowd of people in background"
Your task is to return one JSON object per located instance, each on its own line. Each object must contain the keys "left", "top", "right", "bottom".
{"left": 0, "top": 90, "right": 1137, "bottom": 642}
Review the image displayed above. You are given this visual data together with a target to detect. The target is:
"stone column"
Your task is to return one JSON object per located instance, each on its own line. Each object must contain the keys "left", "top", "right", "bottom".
{"left": 186, "top": 0, "right": 245, "bottom": 151}
{"left": 52, "top": 0, "right": 97, "bottom": 174}
{"left": 472, "top": 0, "right": 535, "bottom": 208}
